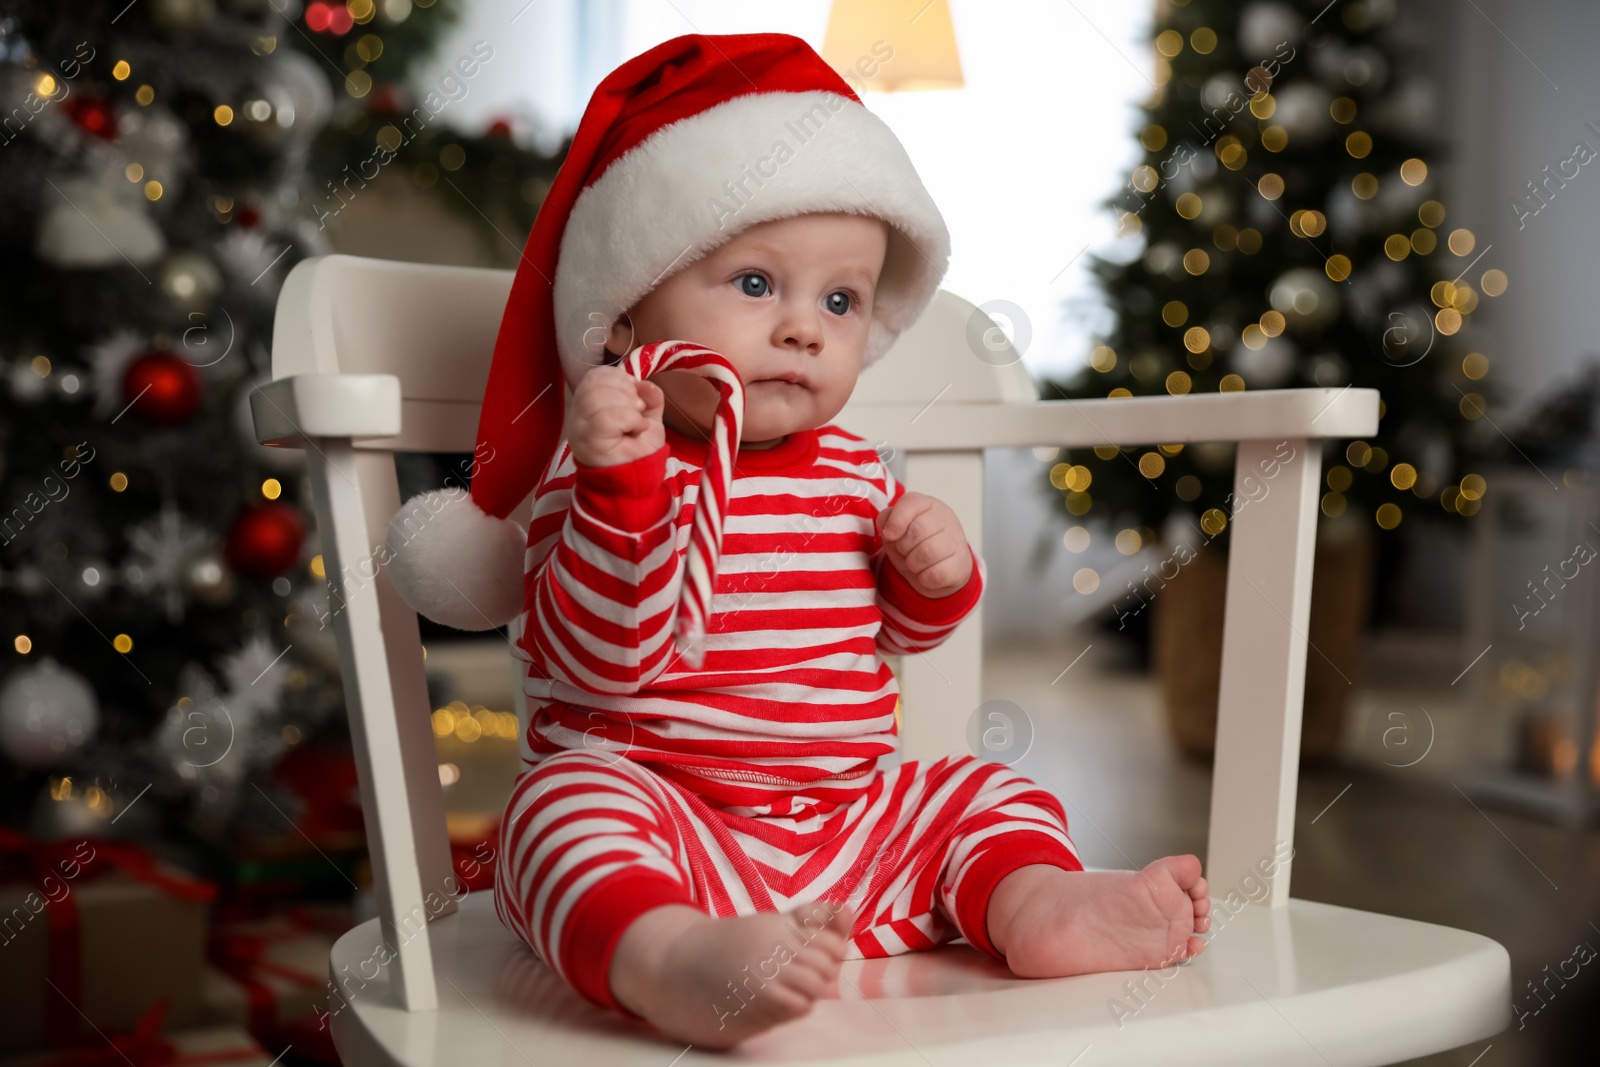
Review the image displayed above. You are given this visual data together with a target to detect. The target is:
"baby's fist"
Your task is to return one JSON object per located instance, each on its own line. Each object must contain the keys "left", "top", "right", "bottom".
{"left": 876, "top": 492, "right": 973, "bottom": 598}
{"left": 567, "top": 365, "right": 665, "bottom": 468}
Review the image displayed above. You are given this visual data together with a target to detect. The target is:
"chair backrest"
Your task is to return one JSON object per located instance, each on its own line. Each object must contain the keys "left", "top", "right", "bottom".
{"left": 263, "top": 253, "right": 1378, "bottom": 1013}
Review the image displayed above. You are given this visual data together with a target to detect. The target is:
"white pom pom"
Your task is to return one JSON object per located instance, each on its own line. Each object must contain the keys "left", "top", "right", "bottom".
{"left": 384, "top": 490, "right": 526, "bottom": 631}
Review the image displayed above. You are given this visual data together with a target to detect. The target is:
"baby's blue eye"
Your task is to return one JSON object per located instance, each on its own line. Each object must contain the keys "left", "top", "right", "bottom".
{"left": 737, "top": 273, "right": 769, "bottom": 297}
{"left": 825, "top": 291, "right": 853, "bottom": 316}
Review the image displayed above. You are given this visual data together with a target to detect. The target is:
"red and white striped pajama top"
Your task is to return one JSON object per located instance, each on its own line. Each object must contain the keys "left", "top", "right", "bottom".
{"left": 493, "top": 419, "right": 1084, "bottom": 1017}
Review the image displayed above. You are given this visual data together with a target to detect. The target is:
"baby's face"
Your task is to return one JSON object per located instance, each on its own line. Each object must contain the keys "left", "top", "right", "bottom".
{"left": 605, "top": 211, "right": 890, "bottom": 449}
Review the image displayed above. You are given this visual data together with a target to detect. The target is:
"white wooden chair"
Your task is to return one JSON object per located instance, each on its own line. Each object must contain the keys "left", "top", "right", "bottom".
{"left": 252, "top": 253, "right": 1511, "bottom": 1066}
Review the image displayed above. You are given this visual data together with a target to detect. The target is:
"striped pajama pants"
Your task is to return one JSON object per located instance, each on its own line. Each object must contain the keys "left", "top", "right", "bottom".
{"left": 491, "top": 747, "right": 1085, "bottom": 1018}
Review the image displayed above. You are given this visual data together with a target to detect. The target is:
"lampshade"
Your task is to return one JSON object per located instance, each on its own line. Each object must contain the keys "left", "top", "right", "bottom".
{"left": 821, "top": 0, "right": 965, "bottom": 92}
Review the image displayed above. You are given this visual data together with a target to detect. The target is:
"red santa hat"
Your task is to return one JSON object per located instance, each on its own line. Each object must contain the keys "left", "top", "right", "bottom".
{"left": 386, "top": 31, "right": 951, "bottom": 631}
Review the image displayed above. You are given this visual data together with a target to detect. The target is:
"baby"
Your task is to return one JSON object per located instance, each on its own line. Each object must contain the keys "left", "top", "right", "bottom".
{"left": 388, "top": 32, "right": 1210, "bottom": 1053}
{"left": 500, "top": 204, "right": 1211, "bottom": 1048}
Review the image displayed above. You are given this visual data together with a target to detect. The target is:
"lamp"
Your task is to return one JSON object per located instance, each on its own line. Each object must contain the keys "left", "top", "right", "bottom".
{"left": 821, "top": 0, "right": 964, "bottom": 92}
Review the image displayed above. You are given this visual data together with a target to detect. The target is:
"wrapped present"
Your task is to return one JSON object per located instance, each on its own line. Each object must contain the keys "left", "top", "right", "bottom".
{"left": 201, "top": 908, "right": 335, "bottom": 1039}
{"left": 205, "top": 834, "right": 361, "bottom": 903}
{"left": 202, "top": 743, "right": 366, "bottom": 902}
{"left": 0, "top": 830, "right": 217, "bottom": 1055}
{"left": 0, "top": 1000, "right": 273, "bottom": 1066}
{"left": 270, "top": 741, "right": 365, "bottom": 850}
{"left": 447, "top": 813, "right": 498, "bottom": 893}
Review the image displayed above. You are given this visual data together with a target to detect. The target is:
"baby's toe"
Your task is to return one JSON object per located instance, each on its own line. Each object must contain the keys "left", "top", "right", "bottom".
{"left": 779, "top": 960, "right": 831, "bottom": 1000}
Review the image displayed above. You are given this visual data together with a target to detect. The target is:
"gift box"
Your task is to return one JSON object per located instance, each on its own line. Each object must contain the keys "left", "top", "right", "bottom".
{"left": 0, "top": 830, "right": 217, "bottom": 1055}
{"left": 202, "top": 743, "right": 366, "bottom": 902}
{"left": 0, "top": 1000, "right": 273, "bottom": 1066}
{"left": 201, "top": 908, "right": 336, "bottom": 1039}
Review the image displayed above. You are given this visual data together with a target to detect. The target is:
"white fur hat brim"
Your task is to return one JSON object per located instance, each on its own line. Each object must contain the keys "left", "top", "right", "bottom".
{"left": 551, "top": 89, "right": 950, "bottom": 388}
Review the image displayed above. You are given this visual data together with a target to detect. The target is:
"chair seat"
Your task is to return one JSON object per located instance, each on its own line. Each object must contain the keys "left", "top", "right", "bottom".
{"left": 329, "top": 889, "right": 1509, "bottom": 1066}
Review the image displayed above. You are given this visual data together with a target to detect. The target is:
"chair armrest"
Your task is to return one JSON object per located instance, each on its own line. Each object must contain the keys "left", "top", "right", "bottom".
{"left": 249, "top": 373, "right": 403, "bottom": 448}
{"left": 838, "top": 386, "right": 1378, "bottom": 449}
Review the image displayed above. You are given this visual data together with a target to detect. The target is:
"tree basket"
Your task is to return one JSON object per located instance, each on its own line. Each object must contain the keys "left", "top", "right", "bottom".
{"left": 1152, "top": 521, "right": 1376, "bottom": 764}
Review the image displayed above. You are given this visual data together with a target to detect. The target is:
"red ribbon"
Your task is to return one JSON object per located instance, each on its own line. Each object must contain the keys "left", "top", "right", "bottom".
{"left": 205, "top": 916, "right": 324, "bottom": 1037}
{"left": 0, "top": 829, "right": 218, "bottom": 1049}
{"left": 42, "top": 999, "right": 264, "bottom": 1066}
{"left": 450, "top": 832, "right": 498, "bottom": 893}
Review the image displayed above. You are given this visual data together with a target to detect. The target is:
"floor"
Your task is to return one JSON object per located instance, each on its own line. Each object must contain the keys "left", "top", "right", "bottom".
{"left": 429, "top": 627, "right": 1600, "bottom": 1066}
{"left": 986, "top": 628, "right": 1600, "bottom": 1067}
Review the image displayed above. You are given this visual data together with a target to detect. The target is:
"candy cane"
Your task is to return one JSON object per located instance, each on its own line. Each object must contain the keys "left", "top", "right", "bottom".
{"left": 618, "top": 339, "right": 745, "bottom": 669}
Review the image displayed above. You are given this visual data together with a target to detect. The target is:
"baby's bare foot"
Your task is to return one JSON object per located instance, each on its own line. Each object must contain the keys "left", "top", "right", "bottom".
{"left": 987, "top": 855, "right": 1211, "bottom": 979}
{"left": 608, "top": 899, "right": 855, "bottom": 1049}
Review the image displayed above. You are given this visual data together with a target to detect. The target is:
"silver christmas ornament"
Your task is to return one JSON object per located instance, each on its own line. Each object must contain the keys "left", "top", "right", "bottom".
{"left": 1232, "top": 334, "right": 1299, "bottom": 389}
{"left": 1268, "top": 268, "right": 1341, "bottom": 331}
{"left": 0, "top": 658, "right": 100, "bottom": 767}
{"left": 1270, "top": 82, "right": 1333, "bottom": 142}
{"left": 1239, "top": 3, "right": 1303, "bottom": 58}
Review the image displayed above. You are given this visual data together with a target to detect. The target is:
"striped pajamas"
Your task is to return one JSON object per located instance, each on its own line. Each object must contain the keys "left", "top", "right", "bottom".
{"left": 493, "top": 421, "right": 1083, "bottom": 1017}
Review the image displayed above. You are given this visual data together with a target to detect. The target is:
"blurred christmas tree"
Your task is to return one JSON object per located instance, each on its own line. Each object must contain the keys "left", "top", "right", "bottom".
{"left": 1038, "top": 0, "right": 1504, "bottom": 556}
{"left": 0, "top": 0, "right": 560, "bottom": 854}
{"left": 299, "top": 0, "right": 563, "bottom": 262}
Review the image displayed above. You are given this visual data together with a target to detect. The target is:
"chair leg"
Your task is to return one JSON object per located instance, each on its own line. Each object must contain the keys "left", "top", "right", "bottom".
{"left": 356, "top": 451, "right": 457, "bottom": 918}
{"left": 1207, "top": 437, "right": 1321, "bottom": 908}
{"left": 309, "top": 439, "right": 439, "bottom": 1011}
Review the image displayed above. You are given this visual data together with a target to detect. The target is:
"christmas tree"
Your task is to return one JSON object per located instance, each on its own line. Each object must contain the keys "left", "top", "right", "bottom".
{"left": 1038, "top": 0, "right": 1503, "bottom": 565}
{"left": 0, "top": 0, "right": 559, "bottom": 856}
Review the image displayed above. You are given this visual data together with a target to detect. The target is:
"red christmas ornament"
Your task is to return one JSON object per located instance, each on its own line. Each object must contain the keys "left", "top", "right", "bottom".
{"left": 305, "top": 1, "right": 354, "bottom": 34}
{"left": 121, "top": 350, "right": 201, "bottom": 425}
{"left": 235, "top": 204, "right": 261, "bottom": 229}
{"left": 63, "top": 95, "right": 117, "bottom": 140}
{"left": 224, "top": 502, "right": 306, "bottom": 580}
{"left": 486, "top": 117, "right": 513, "bottom": 138}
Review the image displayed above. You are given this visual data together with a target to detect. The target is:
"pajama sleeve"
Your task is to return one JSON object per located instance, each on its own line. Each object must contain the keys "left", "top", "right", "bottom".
{"left": 870, "top": 461, "right": 987, "bottom": 656}
{"left": 517, "top": 440, "right": 687, "bottom": 695}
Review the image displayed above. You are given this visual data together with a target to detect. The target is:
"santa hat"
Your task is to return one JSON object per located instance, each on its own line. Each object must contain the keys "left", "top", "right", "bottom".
{"left": 385, "top": 32, "right": 951, "bottom": 631}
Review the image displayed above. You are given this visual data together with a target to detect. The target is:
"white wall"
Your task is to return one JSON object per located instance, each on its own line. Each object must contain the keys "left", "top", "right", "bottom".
{"left": 1432, "top": 0, "right": 1600, "bottom": 427}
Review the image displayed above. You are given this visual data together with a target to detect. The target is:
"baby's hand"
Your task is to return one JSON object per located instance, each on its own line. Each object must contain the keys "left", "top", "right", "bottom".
{"left": 567, "top": 365, "right": 665, "bottom": 468}
{"left": 876, "top": 492, "right": 973, "bottom": 598}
